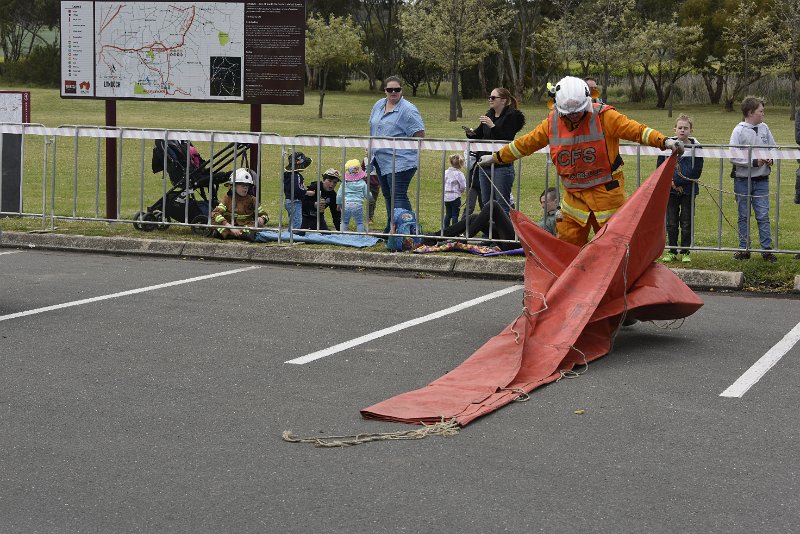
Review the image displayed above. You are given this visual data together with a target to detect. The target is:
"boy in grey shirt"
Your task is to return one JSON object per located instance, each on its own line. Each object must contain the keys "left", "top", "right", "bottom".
{"left": 729, "top": 95, "right": 777, "bottom": 262}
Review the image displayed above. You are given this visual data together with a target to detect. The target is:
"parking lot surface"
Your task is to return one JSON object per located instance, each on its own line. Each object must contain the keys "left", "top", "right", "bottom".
{"left": 1, "top": 249, "right": 798, "bottom": 533}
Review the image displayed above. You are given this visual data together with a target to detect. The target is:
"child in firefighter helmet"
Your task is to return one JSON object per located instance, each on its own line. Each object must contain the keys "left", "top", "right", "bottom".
{"left": 211, "top": 168, "right": 268, "bottom": 241}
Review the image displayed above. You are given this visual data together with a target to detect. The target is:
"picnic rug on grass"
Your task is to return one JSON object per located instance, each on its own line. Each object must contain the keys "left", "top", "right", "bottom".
{"left": 255, "top": 230, "right": 382, "bottom": 248}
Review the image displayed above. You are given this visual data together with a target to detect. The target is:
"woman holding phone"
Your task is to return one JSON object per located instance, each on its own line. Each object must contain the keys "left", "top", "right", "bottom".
{"left": 463, "top": 87, "right": 525, "bottom": 215}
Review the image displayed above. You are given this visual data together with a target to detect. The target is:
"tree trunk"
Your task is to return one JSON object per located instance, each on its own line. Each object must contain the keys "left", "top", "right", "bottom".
{"left": 478, "top": 59, "right": 487, "bottom": 98}
{"left": 723, "top": 96, "right": 735, "bottom": 112}
{"left": 502, "top": 34, "right": 519, "bottom": 98}
{"left": 791, "top": 44, "right": 797, "bottom": 120}
{"left": 529, "top": 34, "right": 537, "bottom": 103}
{"left": 449, "top": 62, "right": 459, "bottom": 122}
{"left": 496, "top": 52, "right": 505, "bottom": 88}
{"left": 646, "top": 67, "right": 667, "bottom": 109}
{"left": 701, "top": 72, "right": 724, "bottom": 105}
{"left": 626, "top": 68, "right": 641, "bottom": 102}
{"left": 318, "top": 68, "right": 328, "bottom": 119}
{"left": 305, "top": 64, "right": 315, "bottom": 90}
{"left": 457, "top": 73, "right": 463, "bottom": 118}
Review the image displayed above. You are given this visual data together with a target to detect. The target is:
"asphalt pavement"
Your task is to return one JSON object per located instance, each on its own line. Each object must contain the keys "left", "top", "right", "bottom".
{"left": 1, "top": 247, "right": 799, "bottom": 533}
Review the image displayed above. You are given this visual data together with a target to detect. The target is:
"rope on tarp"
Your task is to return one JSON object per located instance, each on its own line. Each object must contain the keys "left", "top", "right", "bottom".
{"left": 556, "top": 344, "right": 589, "bottom": 382}
{"left": 510, "top": 289, "right": 548, "bottom": 345}
{"left": 282, "top": 418, "right": 460, "bottom": 447}
{"left": 499, "top": 387, "right": 530, "bottom": 402}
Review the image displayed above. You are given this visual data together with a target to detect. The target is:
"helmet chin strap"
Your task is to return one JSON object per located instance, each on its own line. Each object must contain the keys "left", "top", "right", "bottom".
{"left": 562, "top": 111, "right": 587, "bottom": 128}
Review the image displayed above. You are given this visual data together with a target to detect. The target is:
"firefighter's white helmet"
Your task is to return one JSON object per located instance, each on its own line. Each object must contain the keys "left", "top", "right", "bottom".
{"left": 554, "top": 76, "right": 592, "bottom": 116}
{"left": 230, "top": 168, "right": 255, "bottom": 185}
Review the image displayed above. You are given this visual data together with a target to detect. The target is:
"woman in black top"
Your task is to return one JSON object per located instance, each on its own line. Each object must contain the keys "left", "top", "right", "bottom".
{"left": 464, "top": 87, "right": 525, "bottom": 216}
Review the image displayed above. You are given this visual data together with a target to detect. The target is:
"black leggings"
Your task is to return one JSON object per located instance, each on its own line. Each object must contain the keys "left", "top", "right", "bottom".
{"left": 431, "top": 201, "right": 519, "bottom": 250}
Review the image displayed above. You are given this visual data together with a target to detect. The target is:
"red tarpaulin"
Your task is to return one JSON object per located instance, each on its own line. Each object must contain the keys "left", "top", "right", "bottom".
{"left": 362, "top": 155, "right": 703, "bottom": 426}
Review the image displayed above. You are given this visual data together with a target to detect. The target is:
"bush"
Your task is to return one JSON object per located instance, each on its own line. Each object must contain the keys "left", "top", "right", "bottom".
{"left": 1, "top": 44, "right": 60, "bottom": 87}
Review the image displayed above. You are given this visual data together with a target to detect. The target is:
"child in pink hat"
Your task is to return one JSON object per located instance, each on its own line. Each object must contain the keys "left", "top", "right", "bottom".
{"left": 336, "top": 159, "right": 371, "bottom": 232}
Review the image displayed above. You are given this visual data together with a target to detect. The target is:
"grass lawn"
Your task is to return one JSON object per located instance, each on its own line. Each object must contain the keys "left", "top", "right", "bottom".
{"left": 2, "top": 85, "right": 799, "bottom": 289}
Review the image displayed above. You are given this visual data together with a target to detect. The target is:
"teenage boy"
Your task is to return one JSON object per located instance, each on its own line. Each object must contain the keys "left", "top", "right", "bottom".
{"left": 729, "top": 95, "right": 777, "bottom": 262}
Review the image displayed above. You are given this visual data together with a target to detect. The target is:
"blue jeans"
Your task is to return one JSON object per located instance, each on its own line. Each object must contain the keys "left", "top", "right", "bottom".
{"left": 477, "top": 164, "right": 515, "bottom": 215}
{"left": 342, "top": 202, "right": 365, "bottom": 232}
{"left": 283, "top": 199, "right": 303, "bottom": 230}
{"left": 378, "top": 167, "right": 416, "bottom": 233}
{"left": 444, "top": 198, "right": 461, "bottom": 228}
{"left": 734, "top": 178, "right": 772, "bottom": 249}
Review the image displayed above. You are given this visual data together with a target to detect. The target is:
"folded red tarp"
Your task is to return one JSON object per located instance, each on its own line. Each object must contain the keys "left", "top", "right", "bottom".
{"left": 362, "top": 155, "right": 703, "bottom": 425}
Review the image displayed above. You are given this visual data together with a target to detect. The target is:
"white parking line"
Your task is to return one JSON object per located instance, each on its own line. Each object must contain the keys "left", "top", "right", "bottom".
{"left": 0, "top": 265, "right": 260, "bottom": 323}
{"left": 0, "top": 250, "right": 22, "bottom": 256}
{"left": 720, "top": 320, "right": 800, "bottom": 398}
{"left": 286, "top": 284, "right": 524, "bottom": 365}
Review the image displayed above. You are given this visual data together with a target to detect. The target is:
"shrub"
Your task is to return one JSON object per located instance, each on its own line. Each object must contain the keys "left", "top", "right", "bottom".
{"left": 1, "top": 44, "right": 60, "bottom": 87}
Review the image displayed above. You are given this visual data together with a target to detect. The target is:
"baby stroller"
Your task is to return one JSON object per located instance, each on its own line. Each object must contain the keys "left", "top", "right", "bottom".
{"left": 133, "top": 140, "right": 250, "bottom": 234}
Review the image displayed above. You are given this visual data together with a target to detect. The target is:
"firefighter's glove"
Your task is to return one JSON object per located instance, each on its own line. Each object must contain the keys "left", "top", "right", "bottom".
{"left": 664, "top": 139, "right": 685, "bottom": 155}
{"left": 477, "top": 154, "right": 496, "bottom": 167}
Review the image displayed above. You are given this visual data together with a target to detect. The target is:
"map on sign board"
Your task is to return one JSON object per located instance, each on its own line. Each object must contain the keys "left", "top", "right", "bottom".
{"left": 61, "top": 0, "right": 304, "bottom": 104}
{"left": 95, "top": 2, "right": 244, "bottom": 100}
{"left": 0, "top": 92, "right": 31, "bottom": 123}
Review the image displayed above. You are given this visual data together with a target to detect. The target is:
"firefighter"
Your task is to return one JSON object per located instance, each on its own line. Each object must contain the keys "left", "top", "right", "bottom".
{"left": 479, "top": 76, "right": 684, "bottom": 246}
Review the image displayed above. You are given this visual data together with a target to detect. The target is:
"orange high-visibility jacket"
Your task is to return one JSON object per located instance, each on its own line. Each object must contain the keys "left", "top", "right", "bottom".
{"left": 494, "top": 104, "right": 667, "bottom": 183}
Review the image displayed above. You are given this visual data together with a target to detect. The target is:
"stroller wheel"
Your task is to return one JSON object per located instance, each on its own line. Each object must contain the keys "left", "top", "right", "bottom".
{"left": 190, "top": 214, "right": 213, "bottom": 237}
{"left": 133, "top": 211, "right": 157, "bottom": 232}
{"left": 132, "top": 211, "right": 146, "bottom": 231}
{"left": 149, "top": 210, "right": 170, "bottom": 231}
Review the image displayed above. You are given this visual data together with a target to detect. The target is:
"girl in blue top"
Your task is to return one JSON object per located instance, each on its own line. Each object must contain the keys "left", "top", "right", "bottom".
{"left": 337, "top": 159, "right": 371, "bottom": 232}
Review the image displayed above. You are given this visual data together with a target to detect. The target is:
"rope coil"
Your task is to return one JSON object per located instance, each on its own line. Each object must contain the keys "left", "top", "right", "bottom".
{"left": 282, "top": 418, "right": 460, "bottom": 447}
{"left": 499, "top": 387, "right": 530, "bottom": 402}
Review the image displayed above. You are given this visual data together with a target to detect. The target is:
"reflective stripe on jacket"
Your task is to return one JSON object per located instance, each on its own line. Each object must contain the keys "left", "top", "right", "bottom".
{"left": 560, "top": 195, "right": 617, "bottom": 225}
{"left": 211, "top": 194, "right": 266, "bottom": 226}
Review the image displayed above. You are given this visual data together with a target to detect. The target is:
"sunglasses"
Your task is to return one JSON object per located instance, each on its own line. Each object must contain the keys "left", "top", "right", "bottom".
{"left": 385, "top": 87, "right": 402, "bottom": 93}
{"left": 488, "top": 95, "right": 503, "bottom": 101}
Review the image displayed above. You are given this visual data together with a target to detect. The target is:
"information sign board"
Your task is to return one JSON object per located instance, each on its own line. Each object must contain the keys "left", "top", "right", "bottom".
{"left": 61, "top": 0, "right": 304, "bottom": 104}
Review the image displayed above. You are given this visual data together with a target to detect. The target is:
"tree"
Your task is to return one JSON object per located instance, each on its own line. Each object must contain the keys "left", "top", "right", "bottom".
{"left": 678, "top": 0, "right": 776, "bottom": 107}
{"left": 719, "top": 0, "right": 777, "bottom": 111}
{"left": 499, "top": 0, "right": 550, "bottom": 100}
{"left": 631, "top": 16, "right": 703, "bottom": 108}
{"left": 305, "top": 14, "right": 367, "bottom": 118}
{"left": 0, "top": 0, "right": 59, "bottom": 64}
{"left": 582, "top": 0, "right": 637, "bottom": 104}
{"left": 679, "top": 0, "right": 728, "bottom": 104}
{"left": 352, "top": 0, "right": 403, "bottom": 90}
{"left": 770, "top": 0, "right": 800, "bottom": 118}
{"left": 400, "top": 0, "right": 498, "bottom": 121}
{"left": 528, "top": 21, "right": 563, "bottom": 101}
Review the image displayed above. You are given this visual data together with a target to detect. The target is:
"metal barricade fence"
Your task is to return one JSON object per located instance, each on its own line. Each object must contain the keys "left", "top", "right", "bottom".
{"left": 0, "top": 123, "right": 799, "bottom": 255}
